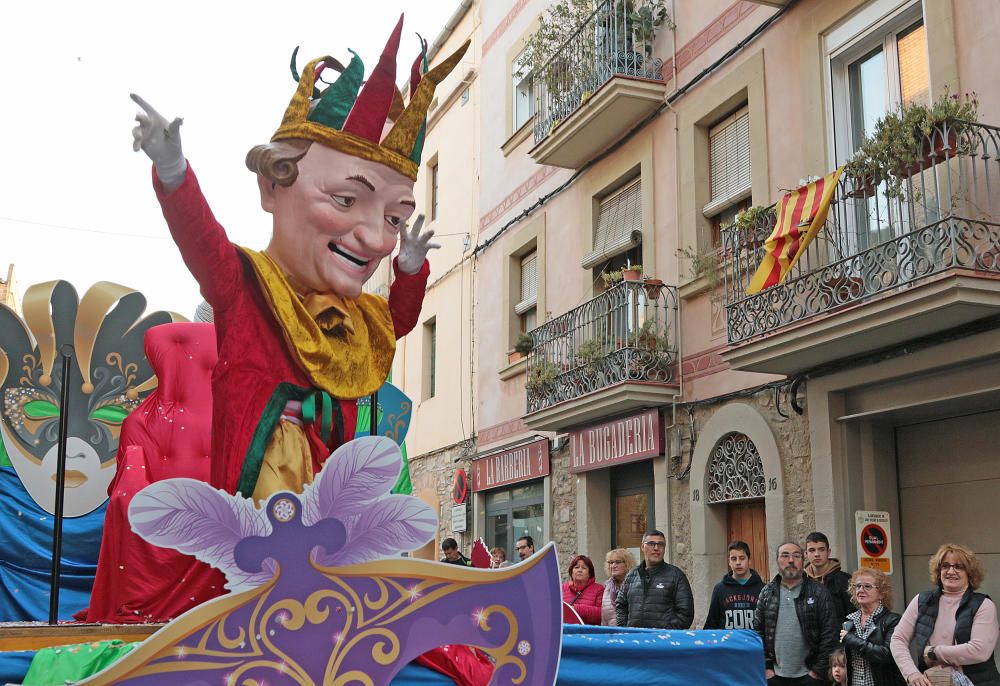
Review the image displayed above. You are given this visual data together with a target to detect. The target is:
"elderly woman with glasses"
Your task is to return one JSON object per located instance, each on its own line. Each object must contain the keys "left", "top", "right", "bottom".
{"left": 838, "top": 568, "right": 905, "bottom": 685}
{"left": 601, "top": 548, "right": 637, "bottom": 625}
{"left": 890, "top": 543, "right": 1000, "bottom": 686}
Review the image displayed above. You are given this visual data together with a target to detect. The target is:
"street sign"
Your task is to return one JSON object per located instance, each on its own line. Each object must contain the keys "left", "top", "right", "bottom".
{"left": 452, "top": 469, "right": 468, "bottom": 504}
{"left": 451, "top": 503, "right": 467, "bottom": 533}
{"left": 855, "top": 510, "right": 893, "bottom": 574}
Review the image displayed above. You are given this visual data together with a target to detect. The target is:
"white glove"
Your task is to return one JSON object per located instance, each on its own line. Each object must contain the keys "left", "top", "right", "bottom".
{"left": 130, "top": 93, "right": 187, "bottom": 191}
{"left": 396, "top": 214, "right": 439, "bottom": 275}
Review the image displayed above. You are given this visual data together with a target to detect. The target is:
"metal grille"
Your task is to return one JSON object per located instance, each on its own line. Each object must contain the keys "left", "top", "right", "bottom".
{"left": 524, "top": 279, "right": 678, "bottom": 414}
{"left": 723, "top": 120, "right": 1000, "bottom": 344}
{"left": 706, "top": 433, "right": 765, "bottom": 503}
{"left": 532, "top": 0, "right": 664, "bottom": 145}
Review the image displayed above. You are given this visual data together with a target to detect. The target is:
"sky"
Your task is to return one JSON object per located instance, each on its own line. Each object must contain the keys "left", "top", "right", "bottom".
{"left": 0, "top": 1, "right": 462, "bottom": 318}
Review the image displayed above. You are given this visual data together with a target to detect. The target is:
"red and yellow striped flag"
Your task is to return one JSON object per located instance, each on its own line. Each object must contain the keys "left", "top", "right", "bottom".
{"left": 747, "top": 167, "right": 844, "bottom": 294}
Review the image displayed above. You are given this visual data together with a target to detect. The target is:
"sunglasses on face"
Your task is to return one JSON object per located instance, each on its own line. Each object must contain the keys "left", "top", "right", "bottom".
{"left": 940, "top": 563, "right": 966, "bottom": 572}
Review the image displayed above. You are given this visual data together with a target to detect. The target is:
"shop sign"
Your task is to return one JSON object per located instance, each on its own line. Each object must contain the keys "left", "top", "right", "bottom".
{"left": 855, "top": 510, "right": 893, "bottom": 574}
{"left": 569, "top": 409, "right": 661, "bottom": 474}
{"left": 471, "top": 438, "right": 550, "bottom": 491}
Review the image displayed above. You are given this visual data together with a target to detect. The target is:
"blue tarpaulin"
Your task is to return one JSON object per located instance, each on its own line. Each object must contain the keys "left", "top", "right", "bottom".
{"left": 0, "top": 626, "right": 765, "bottom": 685}
{"left": 0, "top": 467, "right": 105, "bottom": 621}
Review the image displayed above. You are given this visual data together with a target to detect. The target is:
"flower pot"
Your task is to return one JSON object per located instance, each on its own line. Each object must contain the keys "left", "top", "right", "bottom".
{"left": 623, "top": 268, "right": 642, "bottom": 282}
{"left": 508, "top": 350, "right": 524, "bottom": 364}
{"left": 898, "top": 128, "right": 960, "bottom": 176}
{"left": 643, "top": 278, "right": 664, "bottom": 299}
{"left": 844, "top": 175, "right": 878, "bottom": 199}
{"left": 822, "top": 276, "right": 865, "bottom": 300}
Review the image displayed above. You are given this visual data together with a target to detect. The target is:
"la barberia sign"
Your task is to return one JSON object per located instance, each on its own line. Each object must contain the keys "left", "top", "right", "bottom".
{"left": 471, "top": 438, "right": 550, "bottom": 491}
{"left": 569, "top": 409, "right": 662, "bottom": 473}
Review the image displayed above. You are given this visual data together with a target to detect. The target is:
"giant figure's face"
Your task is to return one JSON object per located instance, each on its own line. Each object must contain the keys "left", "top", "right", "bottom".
{"left": 0, "top": 281, "right": 174, "bottom": 516}
{"left": 261, "top": 144, "right": 416, "bottom": 299}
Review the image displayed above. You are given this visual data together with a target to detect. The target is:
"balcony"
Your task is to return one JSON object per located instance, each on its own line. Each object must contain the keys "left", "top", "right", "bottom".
{"left": 523, "top": 279, "right": 679, "bottom": 432}
{"left": 722, "top": 121, "right": 1000, "bottom": 375}
{"left": 528, "top": 0, "right": 666, "bottom": 169}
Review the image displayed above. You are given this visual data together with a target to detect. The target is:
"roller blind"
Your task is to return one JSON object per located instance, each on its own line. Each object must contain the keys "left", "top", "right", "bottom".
{"left": 581, "top": 177, "right": 642, "bottom": 269}
{"left": 514, "top": 251, "right": 537, "bottom": 315}
{"left": 704, "top": 106, "right": 751, "bottom": 216}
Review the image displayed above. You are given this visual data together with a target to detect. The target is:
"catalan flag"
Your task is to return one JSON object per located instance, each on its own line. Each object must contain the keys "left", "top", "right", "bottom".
{"left": 747, "top": 167, "right": 844, "bottom": 294}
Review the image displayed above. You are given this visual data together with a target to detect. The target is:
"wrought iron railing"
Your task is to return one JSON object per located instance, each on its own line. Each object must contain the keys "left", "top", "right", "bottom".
{"left": 723, "top": 121, "right": 1000, "bottom": 345}
{"left": 532, "top": 0, "right": 664, "bottom": 144}
{"left": 525, "top": 279, "right": 679, "bottom": 414}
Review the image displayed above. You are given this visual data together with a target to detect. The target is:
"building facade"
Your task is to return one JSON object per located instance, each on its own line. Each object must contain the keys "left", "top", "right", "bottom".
{"left": 394, "top": 0, "right": 1000, "bottom": 625}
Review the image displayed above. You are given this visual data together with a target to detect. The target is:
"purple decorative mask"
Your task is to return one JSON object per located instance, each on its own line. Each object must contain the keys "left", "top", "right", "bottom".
{"left": 79, "top": 436, "right": 562, "bottom": 685}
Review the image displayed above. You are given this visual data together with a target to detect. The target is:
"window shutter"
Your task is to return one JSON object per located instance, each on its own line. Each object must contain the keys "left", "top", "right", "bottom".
{"left": 514, "top": 251, "right": 538, "bottom": 315}
{"left": 581, "top": 177, "right": 642, "bottom": 269}
{"left": 704, "top": 107, "right": 751, "bottom": 216}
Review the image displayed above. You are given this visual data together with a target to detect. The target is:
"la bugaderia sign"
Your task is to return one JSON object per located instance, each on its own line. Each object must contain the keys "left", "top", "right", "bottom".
{"left": 569, "top": 409, "right": 662, "bottom": 474}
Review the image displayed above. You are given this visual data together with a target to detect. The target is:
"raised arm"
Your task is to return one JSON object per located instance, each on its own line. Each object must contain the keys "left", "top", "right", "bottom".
{"left": 131, "top": 94, "right": 188, "bottom": 192}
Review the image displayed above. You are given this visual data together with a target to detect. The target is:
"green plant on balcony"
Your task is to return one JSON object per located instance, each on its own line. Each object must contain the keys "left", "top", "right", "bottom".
{"left": 526, "top": 360, "right": 560, "bottom": 394}
{"left": 514, "top": 333, "right": 535, "bottom": 355}
{"left": 601, "top": 268, "right": 624, "bottom": 288}
{"left": 523, "top": 0, "right": 598, "bottom": 111}
{"left": 843, "top": 90, "right": 979, "bottom": 201}
{"left": 575, "top": 339, "right": 604, "bottom": 369}
{"left": 627, "top": 319, "right": 669, "bottom": 353}
{"left": 616, "top": 0, "right": 671, "bottom": 57}
{"left": 679, "top": 245, "right": 723, "bottom": 292}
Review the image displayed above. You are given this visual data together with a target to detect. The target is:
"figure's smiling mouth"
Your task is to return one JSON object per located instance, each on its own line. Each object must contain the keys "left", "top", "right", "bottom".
{"left": 329, "top": 242, "right": 369, "bottom": 268}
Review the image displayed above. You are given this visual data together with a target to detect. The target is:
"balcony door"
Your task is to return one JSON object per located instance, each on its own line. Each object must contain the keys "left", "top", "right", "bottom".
{"left": 827, "top": 2, "right": 929, "bottom": 260}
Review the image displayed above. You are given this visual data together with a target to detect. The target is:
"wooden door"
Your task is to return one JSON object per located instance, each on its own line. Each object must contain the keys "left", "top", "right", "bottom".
{"left": 726, "top": 500, "right": 769, "bottom": 579}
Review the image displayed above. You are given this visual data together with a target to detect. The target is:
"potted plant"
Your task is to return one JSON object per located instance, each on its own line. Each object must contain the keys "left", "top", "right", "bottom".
{"left": 575, "top": 339, "right": 604, "bottom": 369}
{"left": 842, "top": 90, "right": 979, "bottom": 201}
{"left": 508, "top": 333, "right": 534, "bottom": 364}
{"left": 616, "top": 0, "right": 670, "bottom": 58}
{"left": 601, "top": 269, "right": 624, "bottom": 288}
{"left": 525, "top": 360, "right": 559, "bottom": 394}
{"left": 679, "top": 246, "right": 722, "bottom": 292}
{"left": 622, "top": 264, "right": 642, "bottom": 281}
{"left": 627, "top": 319, "right": 669, "bottom": 351}
{"left": 641, "top": 274, "right": 664, "bottom": 299}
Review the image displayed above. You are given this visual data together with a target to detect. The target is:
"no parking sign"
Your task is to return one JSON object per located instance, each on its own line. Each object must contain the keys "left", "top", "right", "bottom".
{"left": 855, "top": 510, "right": 893, "bottom": 574}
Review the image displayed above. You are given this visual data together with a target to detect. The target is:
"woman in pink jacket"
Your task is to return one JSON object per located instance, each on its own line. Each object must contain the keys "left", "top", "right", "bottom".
{"left": 562, "top": 555, "right": 605, "bottom": 625}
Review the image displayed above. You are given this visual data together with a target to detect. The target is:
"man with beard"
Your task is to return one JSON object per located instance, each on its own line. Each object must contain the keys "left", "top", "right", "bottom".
{"left": 754, "top": 542, "right": 838, "bottom": 684}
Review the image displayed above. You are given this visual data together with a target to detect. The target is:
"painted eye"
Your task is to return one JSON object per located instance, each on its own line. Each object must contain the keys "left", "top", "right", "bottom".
{"left": 23, "top": 399, "right": 59, "bottom": 420}
{"left": 90, "top": 405, "right": 130, "bottom": 425}
{"left": 332, "top": 195, "right": 355, "bottom": 208}
{"left": 385, "top": 215, "right": 402, "bottom": 229}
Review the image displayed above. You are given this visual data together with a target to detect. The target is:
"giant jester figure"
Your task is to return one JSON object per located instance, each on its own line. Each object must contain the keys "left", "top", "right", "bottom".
{"left": 129, "top": 17, "right": 466, "bottom": 503}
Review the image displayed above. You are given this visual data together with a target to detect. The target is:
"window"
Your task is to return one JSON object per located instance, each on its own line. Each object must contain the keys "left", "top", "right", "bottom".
{"left": 430, "top": 161, "right": 439, "bottom": 221}
{"left": 485, "top": 481, "right": 544, "bottom": 562}
{"left": 828, "top": 3, "right": 928, "bottom": 249}
{"left": 582, "top": 177, "right": 642, "bottom": 269}
{"left": 515, "top": 251, "right": 538, "bottom": 332}
{"left": 512, "top": 48, "right": 534, "bottom": 132}
{"left": 703, "top": 106, "right": 751, "bottom": 246}
{"left": 423, "top": 319, "right": 436, "bottom": 400}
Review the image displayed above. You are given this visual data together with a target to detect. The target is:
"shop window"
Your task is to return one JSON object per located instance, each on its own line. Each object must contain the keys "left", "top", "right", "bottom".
{"left": 485, "top": 481, "right": 544, "bottom": 562}
{"left": 611, "top": 461, "right": 653, "bottom": 552}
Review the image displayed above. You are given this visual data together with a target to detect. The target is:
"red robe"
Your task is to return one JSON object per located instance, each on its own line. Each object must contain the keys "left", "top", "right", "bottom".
{"left": 153, "top": 165, "right": 428, "bottom": 495}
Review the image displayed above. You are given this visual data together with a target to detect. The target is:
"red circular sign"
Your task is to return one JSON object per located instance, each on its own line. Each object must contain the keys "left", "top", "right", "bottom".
{"left": 452, "top": 469, "right": 468, "bottom": 505}
{"left": 860, "top": 523, "right": 888, "bottom": 557}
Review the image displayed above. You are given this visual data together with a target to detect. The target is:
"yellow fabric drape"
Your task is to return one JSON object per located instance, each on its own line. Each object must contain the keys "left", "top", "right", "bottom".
{"left": 252, "top": 419, "right": 314, "bottom": 503}
{"left": 238, "top": 247, "right": 395, "bottom": 399}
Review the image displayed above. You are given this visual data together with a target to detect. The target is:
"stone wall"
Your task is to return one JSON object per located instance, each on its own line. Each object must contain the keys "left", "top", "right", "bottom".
{"left": 407, "top": 439, "right": 475, "bottom": 560}
{"left": 548, "top": 444, "right": 578, "bottom": 575}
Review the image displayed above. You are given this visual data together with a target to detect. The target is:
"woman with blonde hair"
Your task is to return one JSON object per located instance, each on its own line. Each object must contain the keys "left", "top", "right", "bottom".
{"left": 890, "top": 543, "right": 999, "bottom": 686}
{"left": 601, "top": 548, "right": 636, "bottom": 626}
{"left": 839, "top": 568, "right": 905, "bottom": 685}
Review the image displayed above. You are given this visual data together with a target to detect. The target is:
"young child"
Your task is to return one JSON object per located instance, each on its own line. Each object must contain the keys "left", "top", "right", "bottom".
{"left": 829, "top": 647, "right": 848, "bottom": 685}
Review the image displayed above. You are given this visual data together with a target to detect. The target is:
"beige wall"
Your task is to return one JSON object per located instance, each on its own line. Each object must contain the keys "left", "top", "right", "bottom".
{"left": 391, "top": 3, "right": 481, "bottom": 459}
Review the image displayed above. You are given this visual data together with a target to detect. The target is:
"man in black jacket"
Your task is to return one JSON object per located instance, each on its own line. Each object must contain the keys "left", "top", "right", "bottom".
{"left": 704, "top": 540, "right": 765, "bottom": 630}
{"left": 754, "top": 542, "right": 838, "bottom": 684}
{"left": 615, "top": 530, "right": 694, "bottom": 629}
{"left": 804, "top": 531, "right": 853, "bottom": 622}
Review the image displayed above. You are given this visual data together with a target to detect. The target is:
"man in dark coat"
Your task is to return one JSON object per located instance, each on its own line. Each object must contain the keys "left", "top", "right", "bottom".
{"left": 804, "top": 531, "right": 853, "bottom": 622}
{"left": 615, "top": 530, "right": 694, "bottom": 629}
{"left": 754, "top": 542, "right": 838, "bottom": 684}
